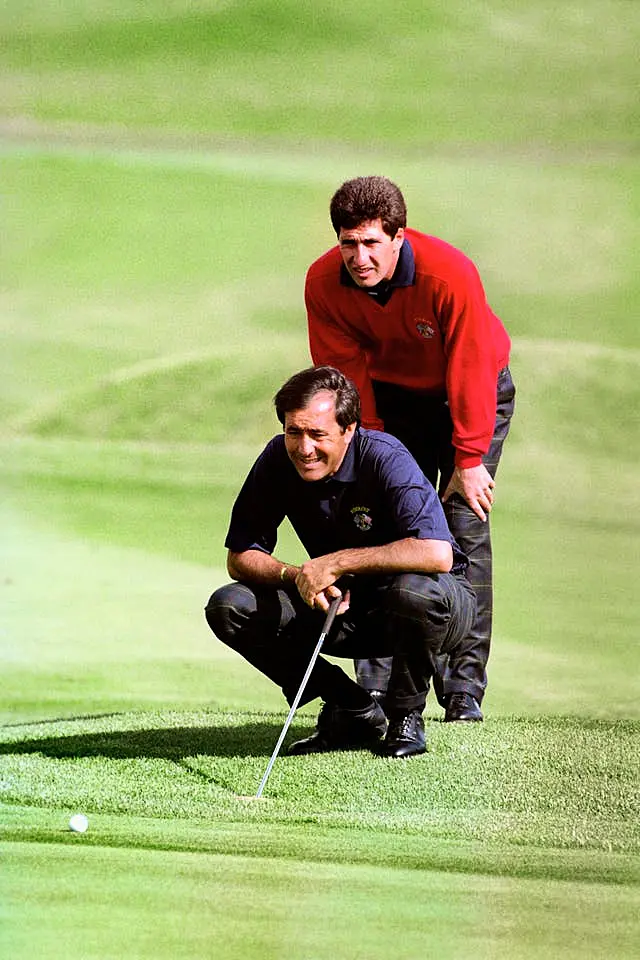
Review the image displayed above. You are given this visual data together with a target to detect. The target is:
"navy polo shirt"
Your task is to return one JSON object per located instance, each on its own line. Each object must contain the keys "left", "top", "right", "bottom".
{"left": 225, "top": 427, "right": 468, "bottom": 574}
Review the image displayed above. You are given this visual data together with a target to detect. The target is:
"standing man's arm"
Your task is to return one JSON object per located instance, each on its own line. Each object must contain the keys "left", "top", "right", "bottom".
{"left": 436, "top": 258, "right": 509, "bottom": 521}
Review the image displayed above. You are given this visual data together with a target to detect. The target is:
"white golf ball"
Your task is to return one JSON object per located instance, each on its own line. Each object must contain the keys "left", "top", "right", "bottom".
{"left": 69, "top": 813, "right": 89, "bottom": 834}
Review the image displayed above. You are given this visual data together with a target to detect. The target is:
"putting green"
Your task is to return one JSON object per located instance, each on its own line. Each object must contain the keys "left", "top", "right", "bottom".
{"left": 2, "top": 835, "right": 638, "bottom": 960}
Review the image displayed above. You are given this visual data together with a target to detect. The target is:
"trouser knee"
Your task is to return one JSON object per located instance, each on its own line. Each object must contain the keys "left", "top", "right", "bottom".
{"left": 205, "top": 582, "right": 263, "bottom": 646}
{"left": 384, "top": 572, "right": 476, "bottom": 656}
{"left": 205, "top": 581, "right": 246, "bottom": 629}
{"left": 205, "top": 581, "right": 297, "bottom": 654}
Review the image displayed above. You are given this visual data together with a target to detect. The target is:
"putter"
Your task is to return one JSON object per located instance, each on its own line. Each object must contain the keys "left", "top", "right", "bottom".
{"left": 254, "top": 594, "right": 341, "bottom": 798}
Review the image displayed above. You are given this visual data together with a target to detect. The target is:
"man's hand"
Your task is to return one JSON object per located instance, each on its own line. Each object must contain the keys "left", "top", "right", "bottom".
{"left": 442, "top": 464, "right": 495, "bottom": 522}
{"left": 295, "top": 556, "right": 350, "bottom": 615}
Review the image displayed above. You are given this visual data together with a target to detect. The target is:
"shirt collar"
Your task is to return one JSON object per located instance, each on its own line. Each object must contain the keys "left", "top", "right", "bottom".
{"left": 339, "top": 238, "right": 416, "bottom": 290}
{"left": 325, "top": 428, "right": 359, "bottom": 484}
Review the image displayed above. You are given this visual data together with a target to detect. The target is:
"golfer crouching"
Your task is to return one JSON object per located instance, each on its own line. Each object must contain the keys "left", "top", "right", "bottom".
{"left": 205, "top": 366, "right": 476, "bottom": 758}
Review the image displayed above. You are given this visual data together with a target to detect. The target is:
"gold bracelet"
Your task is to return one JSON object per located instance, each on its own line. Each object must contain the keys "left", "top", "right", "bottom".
{"left": 279, "top": 565, "right": 288, "bottom": 582}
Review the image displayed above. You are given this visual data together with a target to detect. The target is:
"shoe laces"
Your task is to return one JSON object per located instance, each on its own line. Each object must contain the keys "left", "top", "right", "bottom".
{"left": 447, "top": 692, "right": 469, "bottom": 710}
{"left": 390, "top": 710, "right": 421, "bottom": 738}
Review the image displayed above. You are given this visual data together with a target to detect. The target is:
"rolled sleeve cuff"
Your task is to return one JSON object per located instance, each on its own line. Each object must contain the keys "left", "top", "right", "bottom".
{"left": 454, "top": 451, "right": 483, "bottom": 469}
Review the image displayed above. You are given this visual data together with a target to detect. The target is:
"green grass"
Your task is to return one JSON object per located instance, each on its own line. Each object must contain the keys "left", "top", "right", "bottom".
{"left": 2, "top": 1, "right": 639, "bottom": 957}
{"left": 6, "top": 840, "right": 637, "bottom": 960}
{"left": 2, "top": 713, "right": 638, "bottom": 958}
{"left": 2, "top": 711, "right": 638, "bottom": 849}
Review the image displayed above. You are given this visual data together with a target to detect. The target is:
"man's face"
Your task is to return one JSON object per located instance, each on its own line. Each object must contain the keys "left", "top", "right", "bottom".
{"left": 338, "top": 218, "right": 404, "bottom": 288}
{"left": 284, "top": 391, "right": 356, "bottom": 482}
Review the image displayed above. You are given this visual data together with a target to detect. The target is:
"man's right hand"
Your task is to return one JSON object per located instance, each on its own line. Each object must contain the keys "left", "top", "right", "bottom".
{"left": 295, "top": 555, "right": 338, "bottom": 604}
{"left": 310, "top": 584, "right": 351, "bottom": 616}
{"left": 295, "top": 556, "right": 350, "bottom": 615}
{"left": 442, "top": 463, "right": 495, "bottom": 522}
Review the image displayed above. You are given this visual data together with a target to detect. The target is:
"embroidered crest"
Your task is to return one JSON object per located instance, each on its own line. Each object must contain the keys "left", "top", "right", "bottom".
{"left": 351, "top": 506, "right": 373, "bottom": 532}
{"left": 415, "top": 319, "right": 435, "bottom": 339}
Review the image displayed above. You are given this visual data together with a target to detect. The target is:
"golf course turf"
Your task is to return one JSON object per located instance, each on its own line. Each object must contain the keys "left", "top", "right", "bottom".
{"left": 2, "top": 2, "right": 639, "bottom": 957}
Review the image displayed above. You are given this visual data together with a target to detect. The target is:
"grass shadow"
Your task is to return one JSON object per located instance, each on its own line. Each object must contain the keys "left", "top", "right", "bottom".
{"left": 0, "top": 720, "right": 310, "bottom": 761}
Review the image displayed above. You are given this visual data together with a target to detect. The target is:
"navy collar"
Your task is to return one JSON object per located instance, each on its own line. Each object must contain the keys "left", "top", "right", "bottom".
{"left": 324, "top": 428, "right": 359, "bottom": 484}
{"left": 339, "top": 238, "right": 416, "bottom": 293}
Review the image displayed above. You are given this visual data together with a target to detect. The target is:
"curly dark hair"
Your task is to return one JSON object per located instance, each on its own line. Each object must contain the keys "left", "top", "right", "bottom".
{"left": 274, "top": 366, "right": 361, "bottom": 430}
{"left": 329, "top": 176, "right": 407, "bottom": 238}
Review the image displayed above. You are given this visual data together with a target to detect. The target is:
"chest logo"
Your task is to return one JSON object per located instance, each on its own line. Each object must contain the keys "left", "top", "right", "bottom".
{"left": 415, "top": 319, "right": 435, "bottom": 339}
{"left": 351, "top": 506, "right": 373, "bottom": 532}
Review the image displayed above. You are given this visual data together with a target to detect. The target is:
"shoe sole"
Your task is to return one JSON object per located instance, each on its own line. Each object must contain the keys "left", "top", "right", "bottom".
{"left": 444, "top": 715, "right": 483, "bottom": 723}
{"left": 381, "top": 743, "right": 426, "bottom": 759}
{"left": 289, "top": 734, "right": 385, "bottom": 755}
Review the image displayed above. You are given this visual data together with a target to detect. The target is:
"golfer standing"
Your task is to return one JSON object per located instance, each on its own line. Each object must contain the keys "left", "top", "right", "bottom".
{"left": 305, "top": 176, "right": 515, "bottom": 722}
{"left": 205, "top": 366, "right": 476, "bottom": 758}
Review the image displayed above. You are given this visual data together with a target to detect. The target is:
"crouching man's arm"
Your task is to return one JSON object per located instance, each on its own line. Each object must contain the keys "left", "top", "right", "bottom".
{"left": 295, "top": 537, "right": 453, "bottom": 610}
{"left": 227, "top": 548, "right": 351, "bottom": 616}
{"left": 227, "top": 548, "right": 301, "bottom": 588}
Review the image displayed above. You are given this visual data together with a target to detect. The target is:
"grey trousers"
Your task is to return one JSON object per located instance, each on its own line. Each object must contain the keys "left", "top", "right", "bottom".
{"left": 359, "top": 367, "right": 516, "bottom": 704}
{"left": 205, "top": 572, "right": 476, "bottom": 714}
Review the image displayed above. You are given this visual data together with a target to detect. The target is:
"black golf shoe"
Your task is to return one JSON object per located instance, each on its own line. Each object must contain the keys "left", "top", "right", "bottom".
{"left": 444, "top": 692, "right": 483, "bottom": 722}
{"left": 382, "top": 710, "right": 426, "bottom": 758}
{"left": 288, "top": 699, "right": 387, "bottom": 755}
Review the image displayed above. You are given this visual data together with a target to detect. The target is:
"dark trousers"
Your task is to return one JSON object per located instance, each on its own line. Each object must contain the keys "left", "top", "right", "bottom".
{"left": 205, "top": 572, "right": 476, "bottom": 714}
{"left": 356, "top": 367, "right": 516, "bottom": 704}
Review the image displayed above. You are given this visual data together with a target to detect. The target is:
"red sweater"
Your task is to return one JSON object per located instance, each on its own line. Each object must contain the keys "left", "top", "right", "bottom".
{"left": 306, "top": 228, "right": 511, "bottom": 469}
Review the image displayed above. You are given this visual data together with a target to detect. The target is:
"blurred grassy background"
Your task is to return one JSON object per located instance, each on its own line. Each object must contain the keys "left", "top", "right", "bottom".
{"left": 2, "top": 0, "right": 639, "bottom": 722}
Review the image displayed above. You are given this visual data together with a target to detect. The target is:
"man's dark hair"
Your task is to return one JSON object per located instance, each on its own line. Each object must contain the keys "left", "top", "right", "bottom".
{"left": 274, "top": 366, "right": 361, "bottom": 430}
{"left": 329, "top": 176, "right": 407, "bottom": 238}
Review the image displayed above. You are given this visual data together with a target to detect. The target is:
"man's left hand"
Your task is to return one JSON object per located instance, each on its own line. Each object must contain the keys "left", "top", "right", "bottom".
{"left": 442, "top": 464, "right": 495, "bottom": 522}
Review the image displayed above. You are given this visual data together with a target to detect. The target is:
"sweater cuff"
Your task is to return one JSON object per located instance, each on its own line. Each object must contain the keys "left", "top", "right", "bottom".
{"left": 455, "top": 451, "right": 483, "bottom": 470}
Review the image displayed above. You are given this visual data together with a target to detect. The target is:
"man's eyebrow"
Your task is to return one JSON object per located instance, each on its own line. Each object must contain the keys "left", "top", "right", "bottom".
{"left": 340, "top": 236, "right": 380, "bottom": 244}
{"left": 285, "top": 425, "right": 328, "bottom": 436}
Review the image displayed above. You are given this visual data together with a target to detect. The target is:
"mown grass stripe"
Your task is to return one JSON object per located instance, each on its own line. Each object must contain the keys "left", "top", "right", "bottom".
{"left": 2, "top": 817, "right": 638, "bottom": 888}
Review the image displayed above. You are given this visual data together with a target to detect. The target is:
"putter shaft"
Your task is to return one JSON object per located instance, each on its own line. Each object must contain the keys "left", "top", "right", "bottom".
{"left": 255, "top": 595, "right": 341, "bottom": 798}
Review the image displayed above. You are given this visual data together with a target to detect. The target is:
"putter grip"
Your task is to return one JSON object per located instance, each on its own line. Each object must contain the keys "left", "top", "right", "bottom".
{"left": 322, "top": 594, "right": 342, "bottom": 637}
